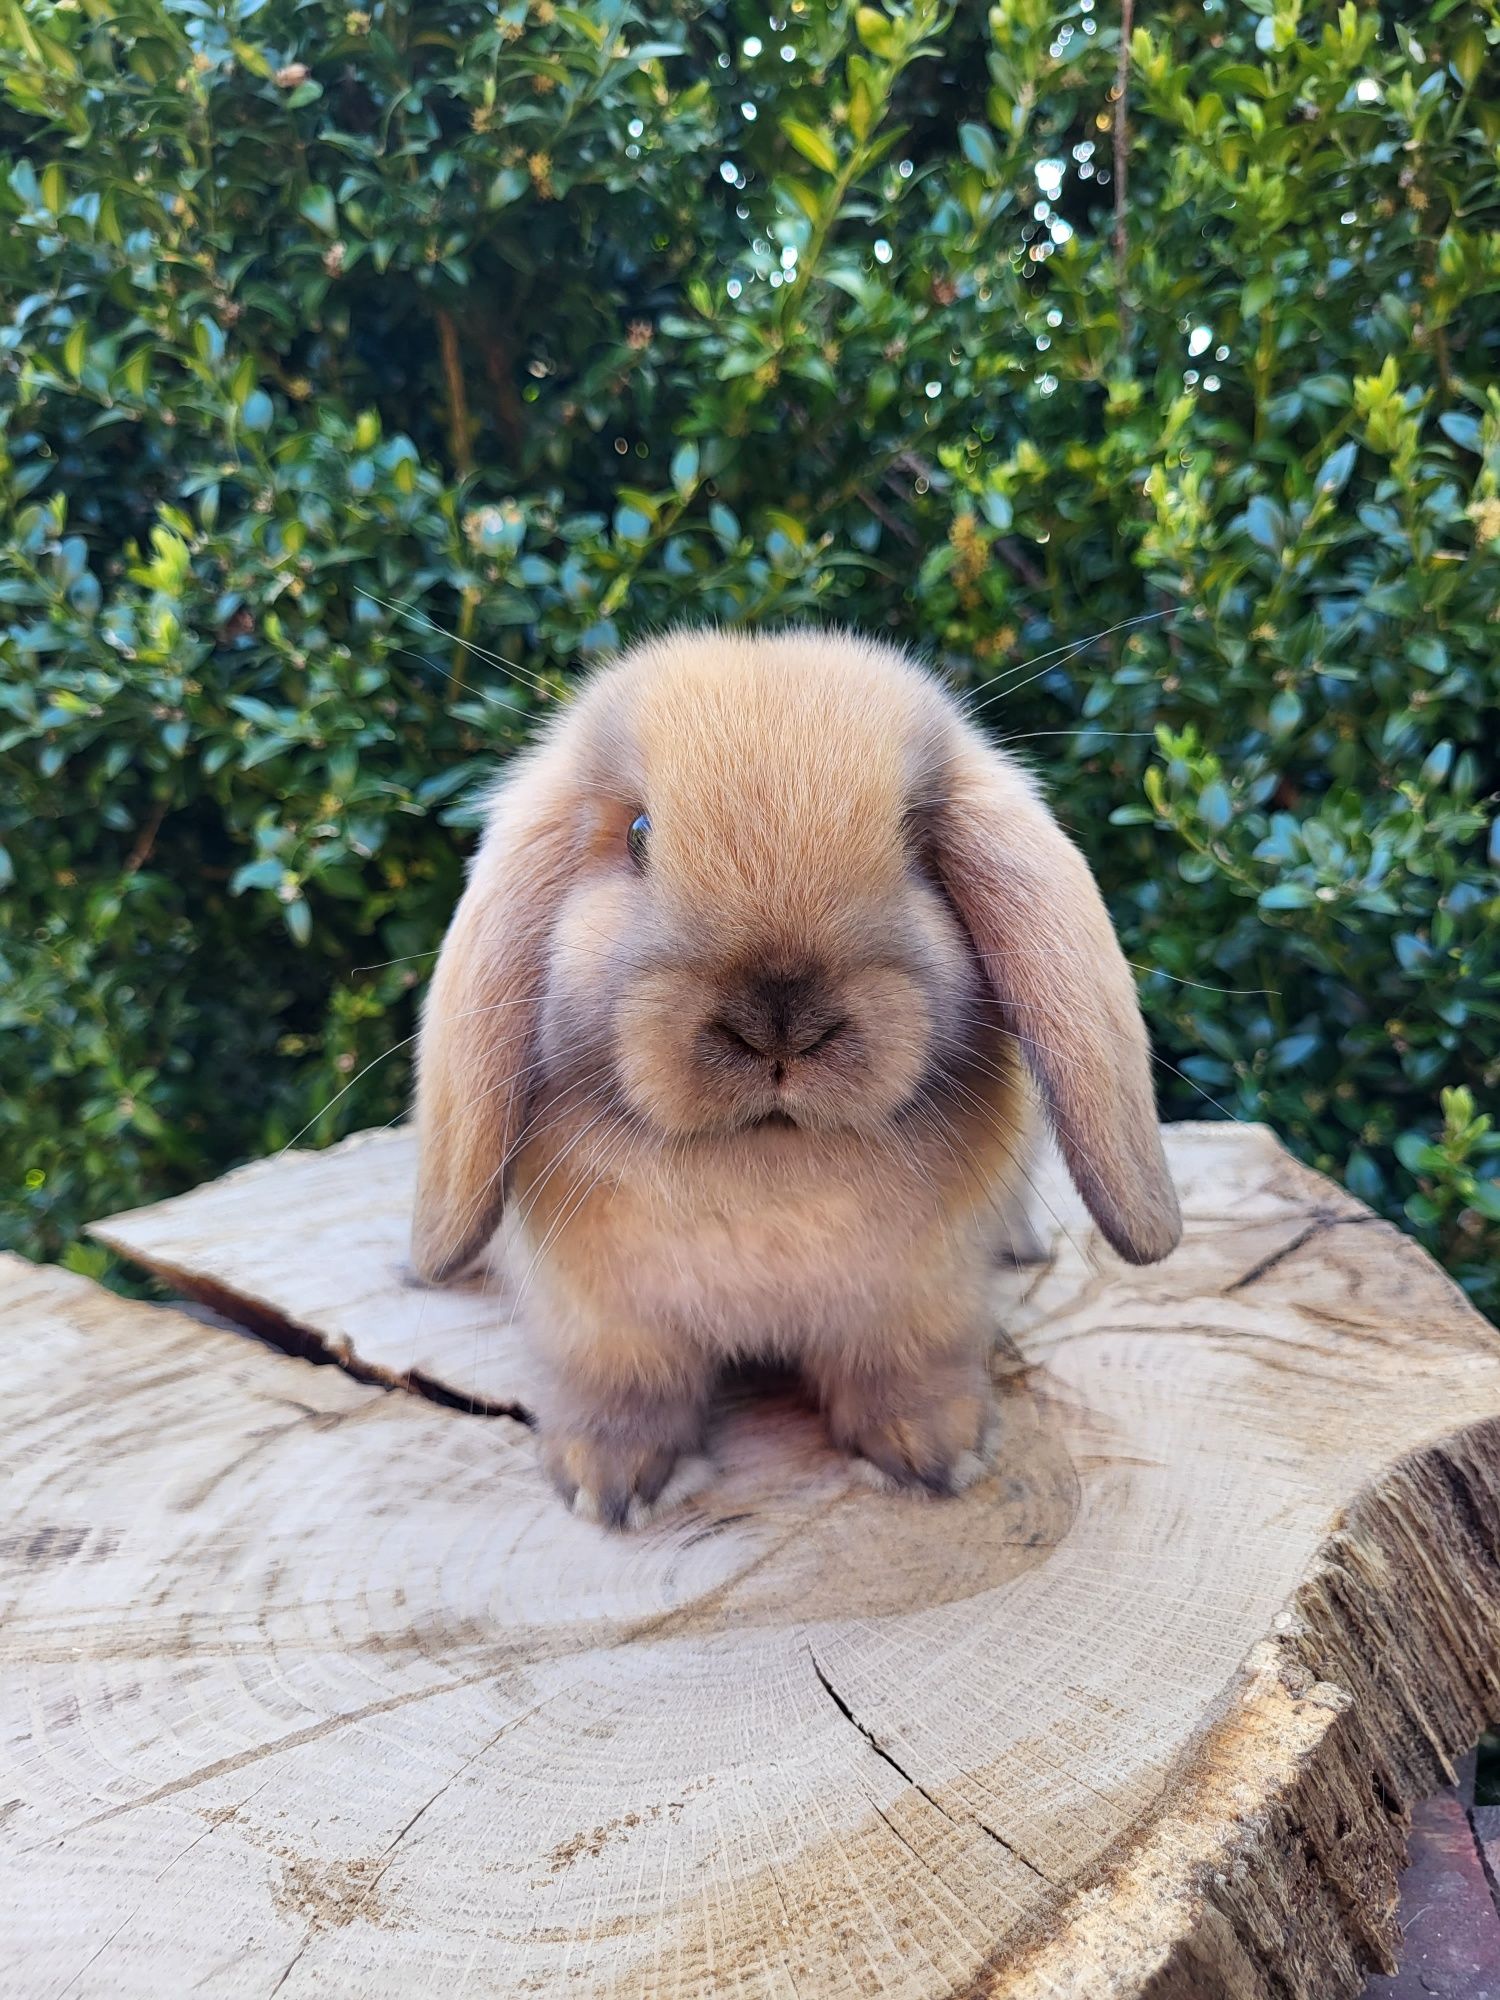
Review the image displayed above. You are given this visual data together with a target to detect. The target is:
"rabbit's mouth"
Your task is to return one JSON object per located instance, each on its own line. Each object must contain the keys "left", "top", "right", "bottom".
{"left": 748, "top": 1110, "right": 799, "bottom": 1131}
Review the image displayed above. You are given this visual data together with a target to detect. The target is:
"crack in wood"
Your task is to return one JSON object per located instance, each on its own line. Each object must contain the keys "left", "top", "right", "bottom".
{"left": 52, "top": 1661, "right": 525, "bottom": 1842}
{"left": 973, "top": 1817, "right": 1053, "bottom": 1885}
{"left": 134, "top": 1265, "right": 533, "bottom": 1426}
{"left": 265, "top": 1705, "right": 543, "bottom": 1999}
{"left": 1223, "top": 1212, "right": 1380, "bottom": 1295}
{"left": 807, "top": 1647, "right": 1051, "bottom": 1886}
{"left": 1473, "top": 1799, "right": 1500, "bottom": 1916}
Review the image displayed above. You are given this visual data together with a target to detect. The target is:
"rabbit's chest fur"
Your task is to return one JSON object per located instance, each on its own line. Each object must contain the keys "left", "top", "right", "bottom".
{"left": 511, "top": 1049, "right": 1025, "bottom": 1365}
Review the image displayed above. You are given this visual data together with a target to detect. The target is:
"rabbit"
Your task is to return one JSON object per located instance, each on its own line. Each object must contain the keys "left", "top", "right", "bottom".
{"left": 410, "top": 628, "right": 1181, "bottom": 1526}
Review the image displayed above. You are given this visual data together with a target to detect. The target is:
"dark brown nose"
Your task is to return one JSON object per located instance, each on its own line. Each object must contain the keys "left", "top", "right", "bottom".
{"left": 715, "top": 967, "right": 846, "bottom": 1065}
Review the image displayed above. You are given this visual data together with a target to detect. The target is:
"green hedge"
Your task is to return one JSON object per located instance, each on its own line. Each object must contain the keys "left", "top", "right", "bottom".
{"left": 3, "top": 0, "right": 1498, "bottom": 1310}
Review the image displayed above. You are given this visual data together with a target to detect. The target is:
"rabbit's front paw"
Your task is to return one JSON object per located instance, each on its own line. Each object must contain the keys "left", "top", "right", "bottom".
{"left": 824, "top": 1368, "right": 994, "bottom": 1497}
{"left": 543, "top": 1432, "right": 671, "bottom": 1529}
{"left": 542, "top": 1423, "right": 714, "bottom": 1531}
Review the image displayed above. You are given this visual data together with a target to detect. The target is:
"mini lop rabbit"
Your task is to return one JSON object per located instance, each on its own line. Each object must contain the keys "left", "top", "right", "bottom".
{"left": 411, "top": 629, "right": 1180, "bottom": 1524}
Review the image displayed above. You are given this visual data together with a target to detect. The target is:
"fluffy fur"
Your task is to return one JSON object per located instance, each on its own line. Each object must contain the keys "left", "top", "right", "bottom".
{"left": 411, "top": 629, "right": 1181, "bottom": 1524}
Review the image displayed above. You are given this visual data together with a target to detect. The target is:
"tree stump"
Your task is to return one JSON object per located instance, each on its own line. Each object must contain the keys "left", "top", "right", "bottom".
{"left": 4, "top": 1122, "right": 1500, "bottom": 1998}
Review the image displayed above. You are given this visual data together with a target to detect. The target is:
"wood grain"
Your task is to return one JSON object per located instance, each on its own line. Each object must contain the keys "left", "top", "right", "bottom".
{"left": 2, "top": 1122, "right": 1496, "bottom": 1996}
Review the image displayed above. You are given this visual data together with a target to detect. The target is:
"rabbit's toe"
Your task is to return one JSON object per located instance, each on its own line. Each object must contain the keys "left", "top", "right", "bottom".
{"left": 545, "top": 1432, "right": 709, "bottom": 1531}
{"left": 831, "top": 1381, "right": 995, "bottom": 1497}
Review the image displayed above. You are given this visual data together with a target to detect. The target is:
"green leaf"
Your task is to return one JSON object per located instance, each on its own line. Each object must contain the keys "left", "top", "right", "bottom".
{"left": 1258, "top": 882, "right": 1317, "bottom": 911}
{"left": 230, "top": 858, "right": 284, "bottom": 894}
{"left": 709, "top": 503, "right": 740, "bottom": 547}
{"left": 854, "top": 6, "right": 896, "bottom": 57}
{"left": 1438, "top": 411, "right": 1482, "bottom": 453}
{"left": 1210, "top": 64, "right": 1268, "bottom": 96}
{"left": 778, "top": 178, "right": 823, "bottom": 224}
{"left": 670, "top": 440, "right": 699, "bottom": 498}
{"left": 979, "top": 490, "right": 1012, "bottom": 532}
{"left": 780, "top": 118, "right": 838, "bottom": 174}
{"left": 958, "top": 122, "right": 999, "bottom": 176}
{"left": 825, "top": 266, "right": 880, "bottom": 309}
{"left": 231, "top": 39, "right": 273, "bottom": 77}
{"left": 1197, "top": 781, "right": 1231, "bottom": 833}
{"left": 613, "top": 504, "right": 651, "bottom": 544}
{"left": 1270, "top": 1033, "right": 1319, "bottom": 1072}
{"left": 1244, "top": 495, "right": 1284, "bottom": 551}
{"left": 1316, "top": 441, "right": 1357, "bottom": 494}
{"left": 193, "top": 317, "right": 225, "bottom": 367}
{"left": 762, "top": 509, "right": 806, "bottom": 548}
{"left": 1267, "top": 689, "right": 1303, "bottom": 737}
{"left": 487, "top": 167, "right": 529, "bottom": 210}
{"left": 120, "top": 347, "right": 152, "bottom": 396}
{"left": 848, "top": 77, "right": 877, "bottom": 144}
{"left": 1452, "top": 25, "right": 1485, "bottom": 88}
{"left": 299, "top": 185, "right": 338, "bottom": 235}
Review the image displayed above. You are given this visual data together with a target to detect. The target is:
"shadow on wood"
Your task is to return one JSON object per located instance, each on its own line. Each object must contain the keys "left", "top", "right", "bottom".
{"left": 3, "top": 1122, "right": 1499, "bottom": 1996}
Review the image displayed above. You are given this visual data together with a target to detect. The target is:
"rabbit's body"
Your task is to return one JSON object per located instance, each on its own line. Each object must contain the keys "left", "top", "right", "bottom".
{"left": 412, "top": 630, "right": 1179, "bottom": 1524}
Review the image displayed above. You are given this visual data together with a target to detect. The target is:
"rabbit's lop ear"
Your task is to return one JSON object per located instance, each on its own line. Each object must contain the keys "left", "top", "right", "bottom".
{"left": 935, "top": 730, "right": 1182, "bottom": 1264}
{"left": 410, "top": 741, "right": 578, "bottom": 1283}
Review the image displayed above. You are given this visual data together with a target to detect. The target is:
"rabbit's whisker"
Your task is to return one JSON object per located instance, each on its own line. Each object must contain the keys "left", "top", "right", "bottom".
{"left": 998, "top": 728, "right": 1161, "bottom": 743}
{"left": 277, "top": 991, "right": 569, "bottom": 1156}
{"left": 511, "top": 1114, "right": 644, "bottom": 1317}
{"left": 348, "top": 947, "right": 443, "bottom": 975}
{"left": 934, "top": 1066, "right": 1095, "bottom": 1271}
{"left": 963, "top": 608, "right": 1181, "bottom": 716}
{"left": 966, "top": 945, "right": 1276, "bottom": 999}
{"left": 968, "top": 1026, "right": 1247, "bottom": 1138}
{"left": 356, "top": 588, "right": 557, "bottom": 698}
{"left": 423, "top": 1051, "right": 613, "bottom": 1157}
{"left": 443, "top": 1066, "right": 620, "bottom": 1271}
{"left": 384, "top": 641, "right": 529, "bottom": 712}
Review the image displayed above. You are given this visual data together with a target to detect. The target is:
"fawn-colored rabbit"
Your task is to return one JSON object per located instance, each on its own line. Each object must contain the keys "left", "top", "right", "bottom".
{"left": 411, "top": 629, "right": 1180, "bottom": 1524}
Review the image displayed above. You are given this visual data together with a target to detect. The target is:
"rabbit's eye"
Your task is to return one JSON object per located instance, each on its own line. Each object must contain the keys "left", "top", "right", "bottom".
{"left": 627, "top": 811, "right": 651, "bottom": 867}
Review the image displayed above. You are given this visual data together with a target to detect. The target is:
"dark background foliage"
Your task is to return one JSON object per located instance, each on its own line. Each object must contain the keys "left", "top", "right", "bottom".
{"left": 2, "top": 0, "right": 1497, "bottom": 1309}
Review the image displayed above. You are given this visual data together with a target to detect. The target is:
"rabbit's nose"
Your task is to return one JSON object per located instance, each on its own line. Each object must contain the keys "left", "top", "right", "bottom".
{"left": 718, "top": 968, "right": 847, "bottom": 1063}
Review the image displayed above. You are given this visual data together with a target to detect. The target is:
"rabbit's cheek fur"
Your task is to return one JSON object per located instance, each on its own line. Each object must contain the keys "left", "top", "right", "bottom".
{"left": 537, "top": 877, "right": 642, "bottom": 1086}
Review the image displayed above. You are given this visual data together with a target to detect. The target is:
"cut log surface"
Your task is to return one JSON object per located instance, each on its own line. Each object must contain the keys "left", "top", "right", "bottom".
{"left": 3, "top": 1124, "right": 1498, "bottom": 1998}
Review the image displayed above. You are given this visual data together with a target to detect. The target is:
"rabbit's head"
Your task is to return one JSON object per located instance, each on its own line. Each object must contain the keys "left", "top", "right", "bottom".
{"left": 410, "top": 628, "right": 1180, "bottom": 1281}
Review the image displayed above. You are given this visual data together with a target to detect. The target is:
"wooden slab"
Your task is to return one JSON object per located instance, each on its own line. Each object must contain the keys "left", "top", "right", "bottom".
{"left": 5, "top": 1123, "right": 1499, "bottom": 1996}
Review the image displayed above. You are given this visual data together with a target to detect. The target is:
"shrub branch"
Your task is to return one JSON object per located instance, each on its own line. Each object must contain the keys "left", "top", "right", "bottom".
{"left": 1113, "top": 0, "right": 1134, "bottom": 337}
{"left": 434, "top": 307, "right": 474, "bottom": 477}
